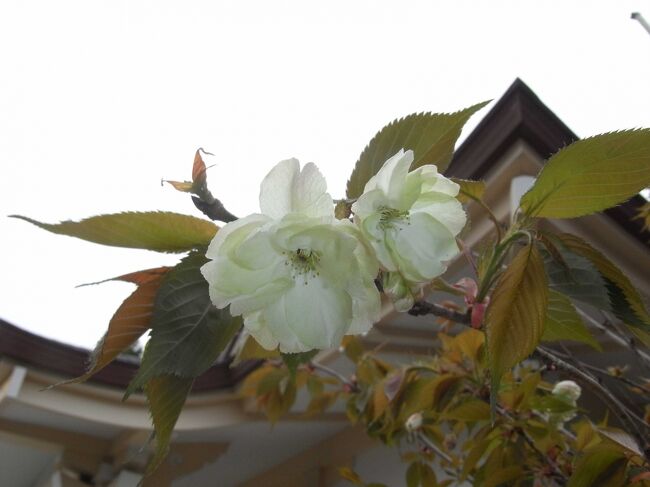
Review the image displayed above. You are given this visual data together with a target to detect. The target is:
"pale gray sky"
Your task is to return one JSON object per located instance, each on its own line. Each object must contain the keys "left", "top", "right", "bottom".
{"left": 1, "top": 0, "right": 649, "bottom": 348}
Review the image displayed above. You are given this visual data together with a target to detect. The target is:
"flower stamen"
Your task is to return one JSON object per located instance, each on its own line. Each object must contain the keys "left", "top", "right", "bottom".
{"left": 286, "top": 248, "right": 321, "bottom": 284}
{"left": 378, "top": 206, "right": 410, "bottom": 230}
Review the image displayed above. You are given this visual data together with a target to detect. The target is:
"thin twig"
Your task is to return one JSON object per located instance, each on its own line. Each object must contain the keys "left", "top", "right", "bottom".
{"left": 457, "top": 238, "right": 479, "bottom": 277}
{"left": 497, "top": 406, "right": 568, "bottom": 482}
{"left": 553, "top": 346, "right": 648, "bottom": 391}
{"left": 309, "top": 361, "right": 359, "bottom": 392}
{"left": 416, "top": 431, "right": 454, "bottom": 464}
{"left": 535, "top": 346, "right": 649, "bottom": 459}
{"left": 410, "top": 299, "right": 650, "bottom": 459}
{"left": 575, "top": 308, "right": 650, "bottom": 369}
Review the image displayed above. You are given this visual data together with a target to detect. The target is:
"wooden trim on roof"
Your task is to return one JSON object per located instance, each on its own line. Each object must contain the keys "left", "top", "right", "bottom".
{"left": 0, "top": 318, "right": 259, "bottom": 392}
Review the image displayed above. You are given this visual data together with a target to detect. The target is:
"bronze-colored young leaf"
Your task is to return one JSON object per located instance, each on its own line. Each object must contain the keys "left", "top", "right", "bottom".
{"left": 558, "top": 233, "right": 650, "bottom": 341}
{"left": 451, "top": 178, "right": 486, "bottom": 204}
{"left": 11, "top": 212, "right": 218, "bottom": 253}
{"left": 443, "top": 399, "right": 490, "bottom": 422}
{"left": 567, "top": 445, "right": 628, "bottom": 487}
{"left": 485, "top": 244, "right": 547, "bottom": 408}
{"left": 125, "top": 252, "right": 241, "bottom": 397}
{"left": 597, "top": 427, "right": 644, "bottom": 458}
{"left": 77, "top": 266, "right": 170, "bottom": 287}
{"left": 191, "top": 149, "right": 208, "bottom": 188}
{"left": 542, "top": 290, "right": 602, "bottom": 351}
{"left": 78, "top": 270, "right": 168, "bottom": 382}
{"left": 346, "top": 101, "right": 490, "bottom": 198}
{"left": 144, "top": 374, "right": 194, "bottom": 475}
{"left": 520, "top": 129, "right": 650, "bottom": 218}
{"left": 163, "top": 149, "right": 209, "bottom": 195}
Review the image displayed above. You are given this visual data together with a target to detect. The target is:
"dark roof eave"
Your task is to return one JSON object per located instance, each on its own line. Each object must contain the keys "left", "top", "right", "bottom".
{"left": 448, "top": 78, "right": 649, "bottom": 246}
{"left": 0, "top": 318, "right": 258, "bottom": 392}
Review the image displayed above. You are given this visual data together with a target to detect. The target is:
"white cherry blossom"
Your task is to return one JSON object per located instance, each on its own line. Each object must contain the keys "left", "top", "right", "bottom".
{"left": 201, "top": 158, "right": 381, "bottom": 353}
{"left": 352, "top": 149, "right": 466, "bottom": 309}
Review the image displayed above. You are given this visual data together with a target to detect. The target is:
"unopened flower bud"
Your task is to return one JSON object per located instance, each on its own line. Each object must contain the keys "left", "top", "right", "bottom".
{"left": 405, "top": 412, "right": 423, "bottom": 432}
{"left": 552, "top": 380, "right": 581, "bottom": 403}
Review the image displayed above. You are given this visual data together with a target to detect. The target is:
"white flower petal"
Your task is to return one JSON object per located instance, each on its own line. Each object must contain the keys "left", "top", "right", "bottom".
{"left": 265, "top": 277, "right": 352, "bottom": 352}
{"left": 259, "top": 158, "right": 300, "bottom": 219}
{"left": 347, "top": 270, "right": 381, "bottom": 334}
{"left": 351, "top": 188, "right": 386, "bottom": 219}
{"left": 205, "top": 213, "right": 270, "bottom": 259}
{"left": 259, "top": 159, "right": 333, "bottom": 219}
{"left": 411, "top": 193, "right": 466, "bottom": 236}
{"left": 293, "top": 162, "right": 334, "bottom": 218}
{"left": 405, "top": 165, "right": 459, "bottom": 198}
{"left": 360, "top": 212, "right": 397, "bottom": 271}
{"left": 367, "top": 149, "right": 414, "bottom": 204}
{"left": 243, "top": 311, "right": 279, "bottom": 351}
{"left": 388, "top": 212, "right": 459, "bottom": 282}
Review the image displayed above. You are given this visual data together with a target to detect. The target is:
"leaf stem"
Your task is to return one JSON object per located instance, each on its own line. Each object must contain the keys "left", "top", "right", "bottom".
{"left": 475, "top": 230, "right": 531, "bottom": 303}
{"left": 309, "top": 361, "right": 359, "bottom": 393}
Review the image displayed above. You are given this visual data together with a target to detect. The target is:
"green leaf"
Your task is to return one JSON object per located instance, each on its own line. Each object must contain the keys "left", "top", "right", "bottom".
{"left": 11, "top": 212, "right": 218, "bottom": 253}
{"left": 406, "top": 462, "right": 421, "bottom": 487}
{"left": 485, "top": 244, "right": 547, "bottom": 412}
{"left": 443, "top": 399, "right": 490, "bottom": 422}
{"left": 520, "top": 129, "right": 650, "bottom": 218}
{"left": 281, "top": 350, "right": 318, "bottom": 378}
{"left": 125, "top": 252, "right": 241, "bottom": 397}
{"left": 542, "top": 239, "right": 612, "bottom": 312}
{"left": 598, "top": 427, "right": 644, "bottom": 458}
{"left": 558, "top": 233, "right": 650, "bottom": 342}
{"left": 531, "top": 395, "right": 577, "bottom": 414}
{"left": 542, "top": 290, "right": 602, "bottom": 351}
{"left": 144, "top": 374, "right": 194, "bottom": 474}
{"left": 346, "top": 101, "right": 490, "bottom": 198}
{"left": 567, "top": 446, "right": 628, "bottom": 487}
{"left": 484, "top": 466, "right": 524, "bottom": 487}
{"left": 451, "top": 178, "right": 486, "bottom": 204}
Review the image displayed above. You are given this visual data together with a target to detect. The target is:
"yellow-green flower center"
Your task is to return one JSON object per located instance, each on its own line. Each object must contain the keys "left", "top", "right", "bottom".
{"left": 285, "top": 248, "right": 321, "bottom": 283}
{"left": 378, "top": 206, "right": 410, "bottom": 230}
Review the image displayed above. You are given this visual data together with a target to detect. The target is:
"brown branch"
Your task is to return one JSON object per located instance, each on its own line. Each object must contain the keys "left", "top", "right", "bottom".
{"left": 192, "top": 195, "right": 238, "bottom": 223}
{"left": 408, "top": 301, "right": 471, "bottom": 325}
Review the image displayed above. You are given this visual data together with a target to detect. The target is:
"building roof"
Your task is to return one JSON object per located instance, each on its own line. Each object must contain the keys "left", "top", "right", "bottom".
{"left": 1, "top": 78, "right": 648, "bottom": 391}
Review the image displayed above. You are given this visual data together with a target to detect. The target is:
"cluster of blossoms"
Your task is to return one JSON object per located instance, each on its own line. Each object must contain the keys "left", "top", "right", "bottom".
{"left": 201, "top": 150, "right": 466, "bottom": 353}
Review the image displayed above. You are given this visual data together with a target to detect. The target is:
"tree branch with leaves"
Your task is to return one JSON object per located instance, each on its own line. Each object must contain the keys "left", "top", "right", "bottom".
{"left": 14, "top": 101, "right": 650, "bottom": 486}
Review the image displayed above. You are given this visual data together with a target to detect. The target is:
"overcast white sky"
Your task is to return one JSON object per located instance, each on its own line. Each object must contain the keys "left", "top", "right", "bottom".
{"left": 1, "top": 0, "right": 649, "bottom": 348}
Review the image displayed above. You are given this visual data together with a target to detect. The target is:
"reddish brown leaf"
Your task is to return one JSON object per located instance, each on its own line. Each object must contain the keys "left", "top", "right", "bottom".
{"left": 79, "top": 266, "right": 171, "bottom": 287}
{"left": 192, "top": 149, "right": 208, "bottom": 187}
{"left": 71, "top": 269, "right": 169, "bottom": 383}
